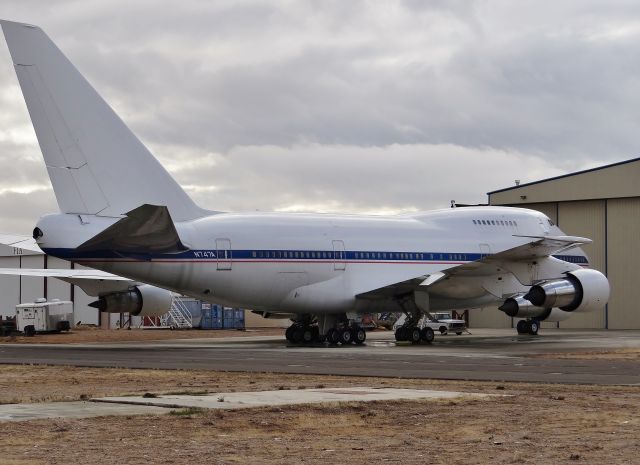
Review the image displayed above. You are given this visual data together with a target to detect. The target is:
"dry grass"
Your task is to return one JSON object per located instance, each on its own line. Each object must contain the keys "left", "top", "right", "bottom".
{"left": 1, "top": 391, "right": 639, "bottom": 464}
{"left": 0, "top": 365, "right": 639, "bottom": 464}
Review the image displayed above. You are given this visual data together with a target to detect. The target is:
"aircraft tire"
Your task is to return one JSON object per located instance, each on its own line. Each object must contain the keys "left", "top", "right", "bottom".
{"left": 291, "top": 327, "right": 304, "bottom": 344}
{"left": 394, "top": 327, "right": 407, "bottom": 342}
{"left": 516, "top": 320, "right": 530, "bottom": 335}
{"left": 352, "top": 327, "right": 366, "bottom": 345}
{"left": 302, "top": 328, "right": 314, "bottom": 343}
{"left": 409, "top": 327, "right": 421, "bottom": 344}
{"left": 327, "top": 328, "right": 340, "bottom": 345}
{"left": 420, "top": 327, "right": 435, "bottom": 344}
{"left": 339, "top": 328, "right": 353, "bottom": 345}
{"left": 285, "top": 326, "right": 294, "bottom": 342}
{"left": 528, "top": 321, "right": 539, "bottom": 335}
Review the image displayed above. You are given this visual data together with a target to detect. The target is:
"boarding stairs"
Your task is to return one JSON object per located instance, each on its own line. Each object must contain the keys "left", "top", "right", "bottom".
{"left": 159, "top": 295, "right": 194, "bottom": 329}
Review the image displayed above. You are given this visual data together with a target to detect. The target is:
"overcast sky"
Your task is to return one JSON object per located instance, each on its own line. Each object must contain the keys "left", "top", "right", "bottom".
{"left": 1, "top": 1, "right": 638, "bottom": 233}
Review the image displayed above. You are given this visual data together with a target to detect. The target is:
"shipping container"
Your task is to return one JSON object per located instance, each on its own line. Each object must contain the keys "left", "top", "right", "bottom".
{"left": 199, "top": 304, "right": 244, "bottom": 330}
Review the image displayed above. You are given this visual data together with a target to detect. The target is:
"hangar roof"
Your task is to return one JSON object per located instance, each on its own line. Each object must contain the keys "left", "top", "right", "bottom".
{"left": 488, "top": 156, "right": 640, "bottom": 205}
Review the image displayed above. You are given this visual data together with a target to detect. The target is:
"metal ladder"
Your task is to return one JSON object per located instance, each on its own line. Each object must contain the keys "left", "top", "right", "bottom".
{"left": 160, "top": 294, "right": 193, "bottom": 329}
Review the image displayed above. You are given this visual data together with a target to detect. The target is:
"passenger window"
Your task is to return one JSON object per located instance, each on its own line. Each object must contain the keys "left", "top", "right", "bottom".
{"left": 252, "top": 251, "right": 257, "bottom": 258}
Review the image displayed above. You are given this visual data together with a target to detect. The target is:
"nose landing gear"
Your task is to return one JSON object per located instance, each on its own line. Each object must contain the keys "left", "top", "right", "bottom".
{"left": 516, "top": 319, "right": 540, "bottom": 335}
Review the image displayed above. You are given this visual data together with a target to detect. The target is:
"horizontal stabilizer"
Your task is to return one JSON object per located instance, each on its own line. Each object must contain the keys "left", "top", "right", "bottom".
{"left": 77, "top": 204, "right": 188, "bottom": 255}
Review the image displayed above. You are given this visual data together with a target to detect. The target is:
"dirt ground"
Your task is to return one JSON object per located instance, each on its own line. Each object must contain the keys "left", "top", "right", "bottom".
{"left": 1, "top": 365, "right": 639, "bottom": 465}
{"left": 0, "top": 326, "right": 284, "bottom": 344}
{"left": 529, "top": 348, "right": 640, "bottom": 360}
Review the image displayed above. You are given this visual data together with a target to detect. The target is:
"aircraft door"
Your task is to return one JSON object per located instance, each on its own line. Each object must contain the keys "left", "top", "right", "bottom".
{"left": 215, "top": 238, "right": 232, "bottom": 270}
{"left": 479, "top": 243, "right": 492, "bottom": 259}
{"left": 332, "top": 240, "right": 346, "bottom": 271}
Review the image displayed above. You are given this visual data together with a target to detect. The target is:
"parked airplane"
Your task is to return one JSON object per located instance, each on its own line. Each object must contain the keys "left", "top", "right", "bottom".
{"left": 0, "top": 20, "right": 610, "bottom": 344}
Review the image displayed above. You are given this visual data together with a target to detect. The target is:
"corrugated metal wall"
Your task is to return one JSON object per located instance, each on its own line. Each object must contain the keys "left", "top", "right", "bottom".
{"left": 556, "top": 200, "right": 606, "bottom": 328}
{"left": 606, "top": 198, "right": 640, "bottom": 329}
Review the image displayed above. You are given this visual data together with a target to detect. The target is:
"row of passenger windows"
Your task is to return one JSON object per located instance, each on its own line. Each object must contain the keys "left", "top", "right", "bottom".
{"left": 558, "top": 255, "right": 587, "bottom": 264}
{"left": 249, "top": 251, "right": 469, "bottom": 261}
{"left": 473, "top": 219, "right": 517, "bottom": 226}
{"left": 251, "top": 251, "right": 344, "bottom": 259}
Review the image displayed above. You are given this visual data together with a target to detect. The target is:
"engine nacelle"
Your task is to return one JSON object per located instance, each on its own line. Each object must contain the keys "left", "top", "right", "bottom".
{"left": 498, "top": 296, "right": 548, "bottom": 318}
{"left": 524, "top": 269, "right": 609, "bottom": 313}
{"left": 89, "top": 285, "right": 173, "bottom": 317}
{"left": 498, "top": 297, "right": 574, "bottom": 322}
{"left": 537, "top": 308, "right": 573, "bottom": 322}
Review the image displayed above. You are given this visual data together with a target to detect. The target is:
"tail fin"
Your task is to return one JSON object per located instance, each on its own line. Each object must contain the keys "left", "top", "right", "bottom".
{"left": 0, "top": 20, "right": 207, "bottom": 221}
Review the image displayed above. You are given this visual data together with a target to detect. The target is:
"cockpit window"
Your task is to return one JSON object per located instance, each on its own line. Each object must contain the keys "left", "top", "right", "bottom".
{"left": 548, "top": 219, "right": 555, "bottom": 226}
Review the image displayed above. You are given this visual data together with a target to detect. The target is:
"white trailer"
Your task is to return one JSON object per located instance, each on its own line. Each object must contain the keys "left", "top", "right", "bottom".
{"left": 15, "top": 298, "right": 73, "bottom": 336}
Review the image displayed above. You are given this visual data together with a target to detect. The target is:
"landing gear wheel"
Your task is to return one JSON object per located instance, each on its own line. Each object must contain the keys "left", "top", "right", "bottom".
{"left": 291, "top": 327, "right": 304, "bottom": 344}
{"left": 352, "top": 327, "right": 366, "bottom": 345}
{"left": 394, "top": 327, "right": 407, "bottom": 342}
{"left": 302, "top": 328, "right": 314, "bottom": 343}
{"left": 327, "top": 328, "right": 340, "bottom": 345}
{"left": 339, "top": 328, "right": 353, "bottom": 345}
{"left": 409, "top": 327, "right": 421, "bottom": 344}
{"left": 516, "top": 320, "right": 530, "bottom": 335}
{"left": 420, "top": 327, "right": 435, "bottom": 344}
{"left": 455, "top": 332, "right": 463, "bottom": 336}
{"left": 528, "top": 321, "right": 539, "bottom": 335}
{"left": 285, "top": 326, "right": 294, "bottom": 342}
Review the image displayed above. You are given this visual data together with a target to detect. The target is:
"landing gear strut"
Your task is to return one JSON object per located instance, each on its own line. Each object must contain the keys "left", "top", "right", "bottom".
{"left": 393, "top": 292, "right": 433, "bottom": 344}
{"left": 516, "top": 319, "right": 540, "bottom": 335}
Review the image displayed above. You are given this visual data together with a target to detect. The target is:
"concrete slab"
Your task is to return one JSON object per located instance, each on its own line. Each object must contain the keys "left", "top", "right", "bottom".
{"left": 94, "top": 387, "right": 497, "bottom": 410}
{"left": 0, "top": 401, "right": 169, "bottom": 422}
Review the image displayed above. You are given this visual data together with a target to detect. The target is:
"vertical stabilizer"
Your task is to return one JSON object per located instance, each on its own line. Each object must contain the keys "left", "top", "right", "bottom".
{"left": 0, "top": 20, "right": 208, "bottom": 221}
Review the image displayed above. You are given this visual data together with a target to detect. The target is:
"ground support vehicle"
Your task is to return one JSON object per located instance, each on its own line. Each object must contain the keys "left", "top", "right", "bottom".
{"left": 15, "top": 299, "right": 72, "bottom": 336}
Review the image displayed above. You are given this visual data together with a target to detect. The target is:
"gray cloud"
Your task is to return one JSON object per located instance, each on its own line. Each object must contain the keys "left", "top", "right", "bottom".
{"left": 0, "top": 1, "right": 638, "bottom": 232}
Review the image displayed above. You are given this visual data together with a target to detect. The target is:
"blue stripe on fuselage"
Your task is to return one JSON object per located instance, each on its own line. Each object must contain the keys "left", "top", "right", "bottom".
{"left": 40, "top": 248, "right": 589, "bottom": 265}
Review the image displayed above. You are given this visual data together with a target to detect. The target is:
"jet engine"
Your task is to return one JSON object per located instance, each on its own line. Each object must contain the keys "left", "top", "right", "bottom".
{"left": 498, "top": 297, "right": 574, "bottom": 322}
{"left": 524, "top": 269, "right": 609, "bottom": 313}
{"left": 89, "top": 285, "right": 173, "bottom": 317}
{"left": 498, "top": 296, "right": 547, "bottom": 318}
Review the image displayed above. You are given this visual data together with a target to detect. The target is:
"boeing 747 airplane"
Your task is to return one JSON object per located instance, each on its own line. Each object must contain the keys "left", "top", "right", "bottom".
{"left": 0, "top": 20, "right": 609, "bottom": 344}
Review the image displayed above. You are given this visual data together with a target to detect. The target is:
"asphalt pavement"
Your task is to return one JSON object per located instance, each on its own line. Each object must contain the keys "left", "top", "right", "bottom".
{"left": 1, "top": 329, "right": 639, "bottom": 385}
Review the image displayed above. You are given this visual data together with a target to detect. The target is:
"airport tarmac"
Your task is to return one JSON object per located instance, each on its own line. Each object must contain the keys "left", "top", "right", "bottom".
{"left": 1, "top": 329, "right": 639, "bottom": 385}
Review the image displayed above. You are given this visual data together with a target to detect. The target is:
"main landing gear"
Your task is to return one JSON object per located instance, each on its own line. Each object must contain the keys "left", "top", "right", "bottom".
{"left": 285, "top": 319, "right": 366, "bottom": 346}
{"left": 393, "top": 292, "right": 434, "bottom": 344}
{"left": 516, "top": 319, "right": 540, "bottom": 335}
{"left": 394, "top": 325, "right": 435, "bottom": 344}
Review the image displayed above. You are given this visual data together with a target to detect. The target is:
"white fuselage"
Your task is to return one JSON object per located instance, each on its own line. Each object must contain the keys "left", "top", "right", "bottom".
{"left": 36, "top": 206, "right": 587, "bottom": 315}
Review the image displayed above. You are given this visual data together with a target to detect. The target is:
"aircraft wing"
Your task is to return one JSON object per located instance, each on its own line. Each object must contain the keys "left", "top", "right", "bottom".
{"left": 0, "top": 268, "right": 135, "bottom": 296}
{"left": 356, "top": 235, "right": 591, "bottom": 300}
